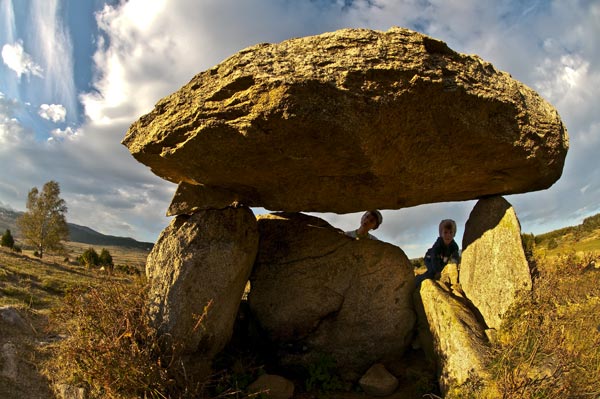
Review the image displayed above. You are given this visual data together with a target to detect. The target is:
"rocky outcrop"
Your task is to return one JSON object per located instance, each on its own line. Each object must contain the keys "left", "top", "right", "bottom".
{"left": 0, "top": 306, "right": 55, "bottom": 399}
{"left": 145, "top": 207, "right": 258, "bottom": 369}
{"left": 359, "top": 363, "right": 399, "bottom": 396}
{"left": 460, "top": 196, "right": 532, "bottom": 330}
{"left": 248, "top": 213, "right": 415, "bottom": 380}
{"left": 418, "top": 279, "right": 498, "bottom": 397}
{"left": 119, "top": 25, "right": 571, "bottom": 397}
{"left": 123, "top": 27, "right": 568, "bottom": 215}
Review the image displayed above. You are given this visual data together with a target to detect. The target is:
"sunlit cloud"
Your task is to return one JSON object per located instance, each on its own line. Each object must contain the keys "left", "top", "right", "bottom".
{"left": 0, "top": 0, "right": 599, "bottom": 255}
{"left": 1, "top": 41, "right": 43, "bottom": 79}
{"left": 39, "top": 103, "right": 66, "bottom": 123}
{"left": 534, "top": 54, "right": 589, "bottom": 102}
{"left": 0, "top": 92, "right": 30, "bottom": 146}
{"left": 48, "top": 126, "right": 78, "bottom": 141}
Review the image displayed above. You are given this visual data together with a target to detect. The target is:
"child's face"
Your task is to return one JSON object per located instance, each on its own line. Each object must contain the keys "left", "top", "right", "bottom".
{"left": 361, "top": 212, "right": 378, "bottom": 231}
{"left": 441, "top": 228, "right": 454, "bottom": 245}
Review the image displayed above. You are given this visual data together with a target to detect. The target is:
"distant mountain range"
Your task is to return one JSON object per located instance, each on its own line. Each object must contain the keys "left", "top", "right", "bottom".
{"left": 0, "top": 206, "right": 153, "bottom": 250}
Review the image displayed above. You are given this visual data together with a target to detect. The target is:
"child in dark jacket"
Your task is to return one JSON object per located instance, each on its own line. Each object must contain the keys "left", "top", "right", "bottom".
{"left": 415, "top": 219, "right": 460, "bottom": 288}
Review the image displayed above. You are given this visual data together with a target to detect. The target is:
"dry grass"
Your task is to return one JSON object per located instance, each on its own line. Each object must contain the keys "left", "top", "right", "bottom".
{"left": 16, "top": 240, "right": 151, "bottom": 270}
{"left": 487, "top": 250, "right": 600, "bottom": 399}
{"left": 43, "top": 279, "right": 177, "bottom": 399}
{"left": 0, "top": 246, "right": 110, "bottom": 312}
{"left": 3, "top": 230, "right": 600, "bottom": 398}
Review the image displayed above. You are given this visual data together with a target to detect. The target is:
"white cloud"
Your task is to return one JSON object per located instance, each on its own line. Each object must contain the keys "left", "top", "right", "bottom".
{"left": 0, "top": 92, "right": 31, "bottom": 146}
{"left": 2, "top": 0, "right": 600, "bottom": 256}
{"left": 1, "top": 41, "right": 43, "bottom": 79}
{"left": 48, "top": 126, "right": 78, "bottom": 141}
{"left": 39, "top": 103, "right": 66, "bottom": 123}
{"left": 75, "top": 0, "right": 600, "bottom": 256}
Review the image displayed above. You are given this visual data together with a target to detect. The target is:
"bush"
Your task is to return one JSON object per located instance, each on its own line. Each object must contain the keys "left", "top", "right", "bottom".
{"left": 99, "top": 248, "right": 113, "bottom": 267}
{"left": 305, "top": 353, "right": 344, "bottom": 393}
{"left": 547, "top": 238, "right": 558, "bottom": 250}
{"left": 1, "top": 229, "right": 14, "bottom": 248}
{"left": 115, "top": 264, "right": 141, "bottom": 276}
{"left": 78, "top": 247, "right": 99, "bottom": 268}
{"left": 43, "top": 279, "right": 212, "bottom": 398}
{"left": 411, "top": 257, "right": 425, "bottom": 269}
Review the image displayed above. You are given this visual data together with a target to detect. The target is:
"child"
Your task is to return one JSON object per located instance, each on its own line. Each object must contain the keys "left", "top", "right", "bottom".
{"left": 345, "top": 210, "right": 383, "bottom": 240}
{"left": 415, "top": 219, "right": 460, "bottom": 287}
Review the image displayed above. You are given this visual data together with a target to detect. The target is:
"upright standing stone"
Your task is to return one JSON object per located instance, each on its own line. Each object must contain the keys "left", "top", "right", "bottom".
{"left": 248, "top": 212, "right": 415, "bottom": 380}
{"left": 418, "top": 279, "right": 498, "bottom": 397}
{"left": 146, "top": 207, "right": 259, "bottom": 368}
{"left": 460, "top": 196, "right": 532, "bottom": 330}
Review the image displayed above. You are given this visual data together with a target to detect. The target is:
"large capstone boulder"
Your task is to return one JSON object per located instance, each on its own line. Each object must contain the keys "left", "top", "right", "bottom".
{"left": 247, "top": 213, "right": 415, "bottom": 380}
{"left": 123, "top": 26, "right": 568, "bottom": 214}
{"left": 460, "top": 196, "right": 532, "bottom": 330}
{"left": 418, "top": 280, "right": 498, "bottom": 397}
{"left": 146, "top": 207, "right": 259, "bottom": 366}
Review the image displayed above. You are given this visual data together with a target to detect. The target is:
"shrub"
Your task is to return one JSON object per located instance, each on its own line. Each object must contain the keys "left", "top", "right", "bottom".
{"left": 43, "top": 278, "right": 211, "bottom": 398}
{"left": 99, "top": 248, "right": 113, "bottom": 267}
{"left": 78, "top": 247, "right": 99, "bottom": 268}
{"left": 115, "top": 264, "right": 141, "bottom": 275}
{"left": 305, "top": 353, "right": 344, "bottom": 393}
{"left": 1, "top": 229, "right": 14, "bottom": 248}
{"left": 411, "top": 257, "right": 425, "bottom": 269}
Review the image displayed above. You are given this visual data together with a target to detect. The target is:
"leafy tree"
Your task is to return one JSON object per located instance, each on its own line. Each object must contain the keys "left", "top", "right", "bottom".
{"left": 79, "top": 247, "right": 100, "bottom": 268}
{"left": 1, "top": 229, "right": 14, "bottom": 248}
{"left": 17, "top": 181, "right": 69, "bottom": 259}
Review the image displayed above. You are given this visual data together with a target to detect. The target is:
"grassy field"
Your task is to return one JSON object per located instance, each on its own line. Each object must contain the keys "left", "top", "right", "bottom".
{"left": 0, "top": 245, "right": 145, "bottom": 399}
{"left": 12, "top": 240, "right": 150, "bottom": 270}
{"left": 1, "top": 225, "right": 599, "bottom": 399}
{"left": 0, "top": 246, "right": 139, "bottom": 312}
{"left": 544, "top": 233, "right": 600, "bottom": 257}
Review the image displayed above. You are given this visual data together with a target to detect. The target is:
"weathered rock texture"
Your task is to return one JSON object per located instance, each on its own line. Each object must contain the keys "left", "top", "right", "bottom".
{"left": 248, "top": 213, "right": 415, "bottom": 379}
{"left": 145, "top": 207, "right": 259, "bottom": 364}
{"left": 0, "top": 306, "right": 55, "bottom": 399}
{"left": 460, "top": 196, "right": 532, "bottom": 330}
{"left": 359, "top": 363, "right": 399, "bottom": 396}
{"left": 418, "top": 279, "right": 498, "bottom": 397}
{"left": 123, "top": 26, "right": 568, "bottom": 214}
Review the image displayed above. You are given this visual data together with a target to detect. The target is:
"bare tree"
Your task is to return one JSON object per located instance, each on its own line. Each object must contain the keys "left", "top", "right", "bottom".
{"left": 17, "top": 180, "right": 69, "bottom": 258}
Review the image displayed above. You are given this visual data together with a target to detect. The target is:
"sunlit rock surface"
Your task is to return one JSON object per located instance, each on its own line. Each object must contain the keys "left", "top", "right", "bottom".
{"left": 123, "top": 27, "right": 568, "bottom": 214}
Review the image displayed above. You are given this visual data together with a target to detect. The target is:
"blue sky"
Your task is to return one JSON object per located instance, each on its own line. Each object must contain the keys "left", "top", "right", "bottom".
{"left": 0, "top": 0, "right": 598, "bottom": 258}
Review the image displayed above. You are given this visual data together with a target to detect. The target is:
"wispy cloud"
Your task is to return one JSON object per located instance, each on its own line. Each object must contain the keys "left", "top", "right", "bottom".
{"left": 28, "top": 0, "right": 77, "bottom": 124}
{"left": 80, "top": 0, "right": 600, "bottom": 255}
{"left": 1, "top": 0, "right": 599, "bottom": 256}
{"left": 1, "top": 41, "right": 43, "bottom": 79}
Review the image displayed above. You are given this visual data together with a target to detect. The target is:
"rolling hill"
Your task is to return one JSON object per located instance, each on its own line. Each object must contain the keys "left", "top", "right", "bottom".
{"left": 0, "top": 206, "right": 153, "bottom": 250}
